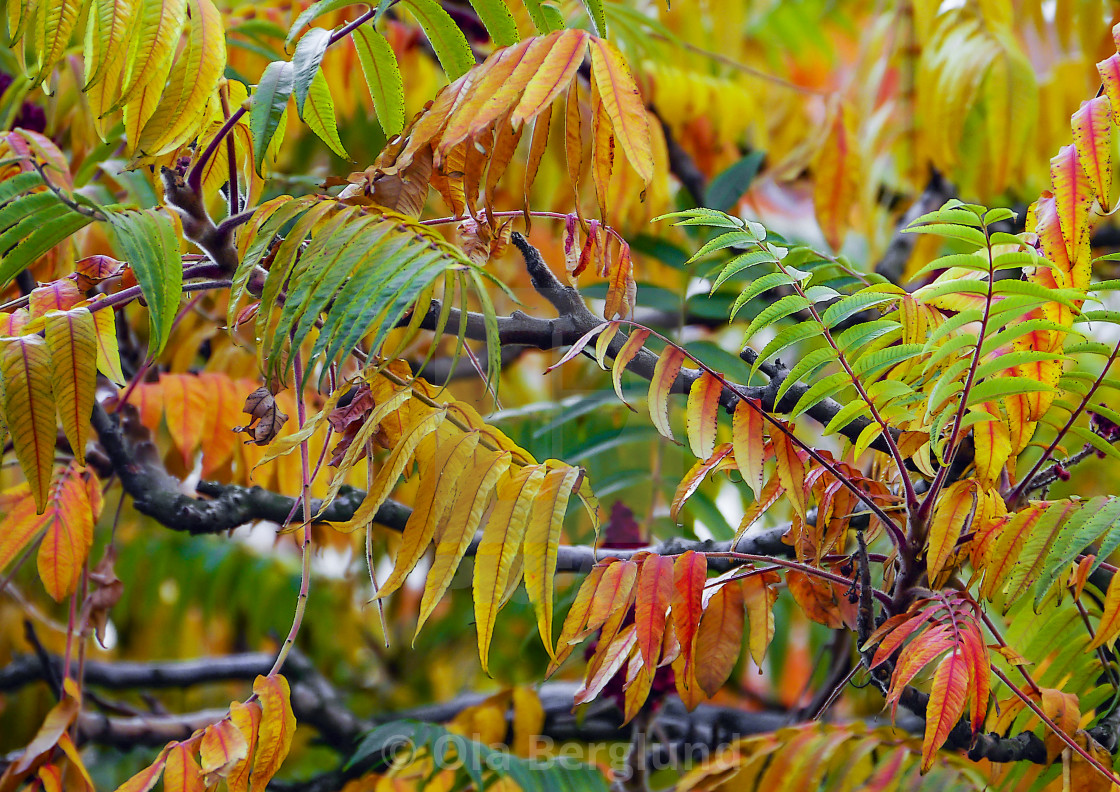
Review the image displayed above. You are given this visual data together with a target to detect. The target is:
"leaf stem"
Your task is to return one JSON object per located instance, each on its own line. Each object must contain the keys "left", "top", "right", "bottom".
{"left": 268, "top": 347, "right": 315, "bottom": 678}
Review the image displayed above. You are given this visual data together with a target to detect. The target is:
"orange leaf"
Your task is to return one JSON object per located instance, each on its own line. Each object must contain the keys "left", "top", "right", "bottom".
{"left": 551, "top": 560, "right": 609, "bottom": 673}
{"left": 622, "top": 657, "right": 653, "bottom": 725}
{"left": 611, "top": 328, "right": 649, "bottom": 408}
{"left": 0, "top": 485, "right": 51, "bottom": 577}
{"left": 926, "top": 480, "right": 976, "bottom": 583}
{"left": 742, "top": 570, "right": 780, "bottom": 666}
{"left": 250, "top": 675, "right": 297, "bottom": 792}
{"left": 575, "top": 623, "right": 636, "bottom": 705}
{"left": 1050, "top": 144, "right": 1094, "bottom": 262}
{"left": 12, "top": 678, "right": 80, "bottom": 774}
{"left": 694, "top": 580, "right": 744, "bottom": 697}
{"left": 163, "top": 743, "right": 204, "bottom": 792}
{"left": 686, "top": 371, "right": 722, "bottom": 461}
{"left": 37, "top": 463, "right": 93, "bottom": 602}
{"left": 563, "top": 82, "right": 583, "bottom": 206}
{"left": 199, "top": 717, "right": 249, "bottom": 783}
{"left": 199, "top": 373, "right": 242, "bottom": 477}
{"left": 590, "top": 83, "right": 614, "bottom": 223}
{"left": 602, "top": 240, "right": 634, "bottom": 321}
{"left": 1071, "top": 95, "right": 1112, "bottom": 212}
{"left": 226, "top": 701, "right": 262, "bottom": 792}
{"left": 772, "top": 429, "right": 807, "bottom": 522}
{"left": 1, "top": 336, "right": 57, "bottom": 512}
{"left": 512, "top": 30, "right": 590, "bottom": 126}
{"left": 582, "top": 558, "right": 638, "bottom": 641}
{"left": 812, "top": 102, "right": 858, "bottom": 252}
{"left": 670, "top": 443, "right": 734, "bottom": 521}
{"left": 671, "top": 551, "right": 706, "bottom": 665}
{"left": 587, "top": 37, "right": 653, "bottom": 183}
{"left": 635, "top": 554, "right": 673, "bottom": 668}
{"left": 921, "top": 650, "right": 970, "bottom": 772}
{"left": 787, "top": 571, "right": 846, "bottom": 629}
{"left": 110, "top": 745, "right": 172, "bottom": 792}
{"left": 732, "top": 398, "right": 765, "bottom": 500}
{"left": 648, "top": 345, "right": 685, "bottom": 441}
{"left": 162, "top": 374, "right": 209, "bottom": 467}
{"left": 1089, "top": 572, "right": 1120, "bottom": 650}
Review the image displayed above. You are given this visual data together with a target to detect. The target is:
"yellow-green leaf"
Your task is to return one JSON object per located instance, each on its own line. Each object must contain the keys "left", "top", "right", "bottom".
{"left": 44, "top": 309, "right": 97, "bottom": 467}
{"left": 302, "top": 69, "right": 349, "bottom": 159}
{"left": 0, "top": 336, "right": 56, "bottom": 512}
{"left": 524, "top": 463, "right": 581, "bottom": 659}
{"left": 352, "top": 23, "right": 405, "bottom": 137}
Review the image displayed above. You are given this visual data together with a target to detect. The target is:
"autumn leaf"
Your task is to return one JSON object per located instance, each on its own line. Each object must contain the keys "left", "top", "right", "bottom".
{"left": 250, "top": 675, "right": 297, "bottom": 792}
{"left": 694, "top": 580, "right": 744, "bottom": 697}
{"left": 686, "top": 371, "right": 722, "bottom": 460}
{"left": 648, "top": 345, "right": 685, "bottom": 441}
{"left": 1, "top": 336, "right": 57, "bottom": 512}
{"left": 634, "top": 554, "right": 673, "bottom": 668}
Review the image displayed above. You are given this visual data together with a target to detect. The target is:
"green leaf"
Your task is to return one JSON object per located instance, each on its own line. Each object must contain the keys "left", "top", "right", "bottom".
{"left": 901, "top": 222, "right": 986, "bottom": 247}
{"left": 580, "top": 0, "right": 605, "bottom": 37}
{"left": 0, "top": 201, "right": 92, "bottom": 288}
{"left": 107, "top": 209, "right": 182, "bottom": 358}
{"left": 963, "top": 376, "right": 1053, "bottom": 407}
{"left": 520, "top": 0, "right": 558, "bottom": 33}
{"left": 1034, "top": 497, "right": 1120, "bottom": 607}
{"left": 706, "top": 151, "right": 764, "bottom": 213}
{"left": 250, "top": 60, "right": 295, "bottom": 174}
{"left": 727, "top": 271, "right": 797, "bottom": 321}
{"left": 292, "top": 26, "right": 330, "bottom": 118}
{"left": 286, "top": 0, "right": 358, "bottom": 49}
{"left": 400, "top": 0, "right": 475, "bottom": 81}
{"left": 302, "top": 69, "right": 349, "bottom": 158}
{"left": 465, "top": 0, "right": 519, "bottom": 45}
{"left": 742, "top": 293, "right": 811, "bottom": 342}
{"left": 352, "top": 23, "right": 405, "bottom": 136}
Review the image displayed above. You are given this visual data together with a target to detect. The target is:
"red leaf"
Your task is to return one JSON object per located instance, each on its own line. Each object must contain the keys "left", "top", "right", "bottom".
{"left": 635, "top": 554, "right": 673, "bottom": 668}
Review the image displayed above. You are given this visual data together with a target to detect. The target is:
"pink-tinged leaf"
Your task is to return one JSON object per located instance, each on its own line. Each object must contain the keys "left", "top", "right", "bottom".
{"left": 581, "top": 559, "right": 638, "bottom": 641}
{"left": 686, "top": 371, "right": 722, "bottom": 460}
{"left": 671, "top": 551, "right": 705, "bottom": 666}
{"left": 694, "top": 581, "right": 744, "bottom": 697}
{"left": 634, "top": 554, "right": 673, "bottom": 668}
{"left": 1071, "top": 95, "right": 1112, "bottom": 211}
{"left": 648, "top": 345, "right": 685, "bottom": 441}
{"left": 961, "top": 620, "right": 990, "bottom": 734}
{"left": 732, "top": 398, "right": 765, "bottom": 499}
{"left": 1097, "top": 54, "right": 1120, "bottom": 127}
{"left": 29, "top": 282, "right": 82, "bottom": 317}
{"left": 670, "top": 443, "right": 734, "bottom": 521}
{"left": 1050, "top": 144, "right": 1094, "bottom": 262}
{"left": 926, "top": 480, "right": 976, "bottom": 583}
{"left": 771, "top": 428, "right": 807, "bottom": 521}
{"left": 921, "top": 651, "right": 970, "bottom": 772}
{"left": 163, "top": 742, "right": 204, "bottom": 792}
{"left": 575, "top": 623, "right": 637, "bottom": 705}
{"left": 587, "top": 37, "right": 653, "bottom": 183}
{"left": 199, "top": 717, "right": 249, "bottom": 783}
{"left": 545, "top": 321, "right": 608, "bottom": 372}
{"left": 612, "top": 328, "right": 649, "bottom": 408}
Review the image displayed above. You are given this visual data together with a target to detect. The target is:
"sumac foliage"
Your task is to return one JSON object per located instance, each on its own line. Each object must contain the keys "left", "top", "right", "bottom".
{"left": 4, "top": 1, "right": 1120, "bottom": 791}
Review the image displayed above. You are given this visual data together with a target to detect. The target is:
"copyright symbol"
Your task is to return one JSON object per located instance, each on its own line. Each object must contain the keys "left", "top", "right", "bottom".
{"left": 382, "top": 735, "right": 415, "bottom": 766}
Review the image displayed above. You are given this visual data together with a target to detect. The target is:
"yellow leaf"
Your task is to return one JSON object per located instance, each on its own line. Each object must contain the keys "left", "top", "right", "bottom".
{"left": 926, "top": 480, "right": 977, "bottom": 583}
{"left": 732, "top": 398, "right": 765, "bottom": 500}
{"left": 33, "top": 0, "right": 82, "bottom": 82}
{"left": 686, "top": 371, "right": 722, "bottom": 461}
{"left": 91, "top": 304, "right": 126, "bottom": 386}
{"left": 524, "top": 463, "right": 582, "bottom": 659}
{"left": 587, "top": 37, "right": 653, "bottom": 183}
{"left": 375, "top": 428, "right": 479, "bottom": 598}
{"left": 473, "top": 464, "right": 547, "bottom": 673}
{"left": 44, "top": 309, "right": 97, "bottom": 467}
{"left": 648, "top": 346, "right": 685, "bottom": 441}
{"left": 742, "top": 570, "right": 780, "bottom": 666}
{"left": 226, "top": 701, "right": 262, "bottom": 792}
{"left": 415, "top": 449, "right": 513, "bottom": 639}
{"left": 84, "top": 0, "right": 139, "bottom": 90}
{"left": 1, "top": 336, "right": 57, "bottom": 513}
{"left": 0, "top": 485, "right": 51, "bottom": 577}
{"left": 1071, "top": 95, "right": 1112, "bottom": 212}
{"left": 120, "top": 0, "right": 188, "bottom": 99}
{"left": 772, "top": 429, "right": 806, "bottom": 522}
{"left": 250, "top": 675, "right": 297, "bottom": 792}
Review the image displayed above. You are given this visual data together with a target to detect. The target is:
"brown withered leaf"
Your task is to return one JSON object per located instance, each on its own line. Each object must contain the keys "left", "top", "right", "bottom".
{"left": 327, "top": 383, "right": 374, "bottom": 434}
{"left": 338, "top": 144, "right": 434, "bottom": 217}
{"left": 234, "top": 387, "right": 289, "bottom": 446}
{"left": 81, "top": 546, "right": 123, "bottom": 647}
{"left": 75, "top": 255, "right": 123, "bottom": 290}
